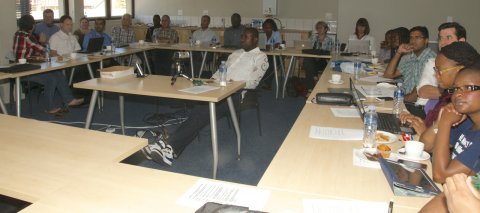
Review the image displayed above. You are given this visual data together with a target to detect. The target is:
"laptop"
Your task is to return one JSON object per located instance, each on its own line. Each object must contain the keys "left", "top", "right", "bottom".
{"left": 350, "top": 78, "right": 415, "bottom": 134}
{"left": 258, "top": 32, "right": 267, "bottom": 50}
{"left": 81, "top": 37, "right": 104, "bottom": 53}
{"left": 347, "top": 39, "right": 370, "bottom": 54}
{"left": 294, "top": 40, "right": 312, "bottom": 50}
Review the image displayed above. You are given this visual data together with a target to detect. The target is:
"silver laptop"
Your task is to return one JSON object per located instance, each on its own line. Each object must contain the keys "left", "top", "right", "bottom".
{"left": 347, "top": 39, "right": 370, "bottom": 54}
{"left": 294, "top": 40, "right": 312, "bottom": 50}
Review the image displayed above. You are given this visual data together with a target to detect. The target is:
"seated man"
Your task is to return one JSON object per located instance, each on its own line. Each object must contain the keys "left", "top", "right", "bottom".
{"left": 223, "top": 13, "right": 244, "bottom": 48}
{"left": 191, "top": 15, "right": 219, "bottom": 76}
{"left": 142, "top": 28, "right": 268, "bottom": 166}
{"left": 145, "top": 14, "right": 161, "bottom": 42}
{"left": 151, "top": 15, "right": 179, "bottom": 75}
{"left": 83, "top": 18, "right": 112, "bottom": 50}
{"left": 33, "top": 9, "right": 59, "bottom": 45}
{"left": 13, "top": 15, "right": 84, "bottom": 115}
{"left": 383, "top": 26, "right": 437, "bottom": 102}
{"left": 49, "top": 15, "right": 81, "bottom": 56}
{"left": 111, "top": 13, "right": 136, "bottom": 47}
{"left": 417, "top": 22, "right": 467, "bottom": 109}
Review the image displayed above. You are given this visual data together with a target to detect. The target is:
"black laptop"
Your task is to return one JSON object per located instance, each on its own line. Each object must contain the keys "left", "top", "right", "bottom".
{"left": 350, "top": 78, "right": 415, "bottom": 134}
{"left": 81, "top": 37, "right": 104, "bottom": 53}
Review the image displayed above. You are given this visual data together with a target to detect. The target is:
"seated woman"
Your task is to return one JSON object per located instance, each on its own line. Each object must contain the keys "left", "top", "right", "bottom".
{"left": 345, "top": 18, "right": 375, "bottom": 52}
{"left": 400, "top": 42, "right": 479, "bottom": 142}
{"left": 420, "top": 64, "right": 480, "bottom": 212}
{"left": 302, "top": 21, "right": 334, "bottom": 93}
{"left": 13, "top": 15, "right": 84, "bottom": 116}
{"left": 378, "top": 29, "right": 395, "bottom": 63}
{"left": 260, "top": 18, "right": 281, "bottom": 90}
{"left": 73, "top": 17, "right": 90, "bottom": 51}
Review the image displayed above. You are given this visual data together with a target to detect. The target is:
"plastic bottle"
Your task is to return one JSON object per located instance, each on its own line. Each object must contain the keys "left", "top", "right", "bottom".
{"left": 219, "top": 61, "right": 227, "bottom": 86}
{"left": 211, "top": 37, "right": 217, "bottom": 47}
{"left": 393, "top": 82, "right": 404, "bottom": 117}
{"left": 111, "top": 38, "right": 116, "bottom": 53}
{"left": 354, "top": 57, "right": 361, "bottom": 80}
{"left": 44, "top": 44, "right": 51, "bottom": 62}
{"left": 363, "top": 105, "right": 378, "bottom": 148}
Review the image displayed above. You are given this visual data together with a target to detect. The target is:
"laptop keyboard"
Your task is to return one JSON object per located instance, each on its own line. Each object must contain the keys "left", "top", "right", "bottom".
{"left": 377, "top": 112, "right": 401, "bottom": 134}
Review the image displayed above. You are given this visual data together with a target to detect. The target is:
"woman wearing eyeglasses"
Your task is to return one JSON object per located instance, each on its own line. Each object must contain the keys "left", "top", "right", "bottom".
{"left": 400, "top": 42, "right": 479, "bottom": 139}
{"left": 420, "top": 64, "right": 480, "bottom": 212}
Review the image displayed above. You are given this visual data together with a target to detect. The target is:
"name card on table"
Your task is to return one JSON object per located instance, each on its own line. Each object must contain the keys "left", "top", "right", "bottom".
{"left": 309, "top": 126, "right": 363, "bottom": 141}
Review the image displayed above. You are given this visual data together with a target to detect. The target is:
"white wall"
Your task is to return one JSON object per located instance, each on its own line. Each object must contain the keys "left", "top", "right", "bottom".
{"left": 1, "top": 1, "right": 19, "bottom": 64}
{"left": 338, "top": 0, "right": 480, "bottom": 51}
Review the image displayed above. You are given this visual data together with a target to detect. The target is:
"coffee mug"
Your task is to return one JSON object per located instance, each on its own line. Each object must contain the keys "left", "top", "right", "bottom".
{"left": 70, "top": 52, "right": 77, "bottom": 59}
{"left": 371, "top": 58, "right": 378, "bottom": 64}
{"left": 18, "top": 58, "right": 27, "bottom": 64}
{"left": 405, "top": 140, "right": 424, "bottom": 158}
{"left": 331, "top": 73, "right": 341, "bottom": 83}
{"left": 139, "top": 40, "right": 145, "bottom": 45}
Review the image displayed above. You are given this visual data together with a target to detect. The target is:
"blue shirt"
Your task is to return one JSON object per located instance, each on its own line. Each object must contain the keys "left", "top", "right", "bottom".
{"left": 82, "top": 30, "right": 112, "bottom": 50}
{"left": 266, "top": 31, "right": 281, "bottom": 45}
{"left": 450, "top": 118, "right": 480, "bottom": 173}
{"left": 398, "top": 47, "right": 436, "bottom": 94}
{"left": 33, "top": 22, "right": 59, "bottom": 44}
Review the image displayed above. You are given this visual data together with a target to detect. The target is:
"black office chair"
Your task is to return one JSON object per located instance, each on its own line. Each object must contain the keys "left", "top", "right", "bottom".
{"left": 233, "top": 89, "right": 262, "bottom": 136}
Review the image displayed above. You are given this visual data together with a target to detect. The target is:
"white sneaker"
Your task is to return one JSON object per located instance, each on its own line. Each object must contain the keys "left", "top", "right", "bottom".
{"left": 141, "top": 144, "right": 162, "bottom": 160}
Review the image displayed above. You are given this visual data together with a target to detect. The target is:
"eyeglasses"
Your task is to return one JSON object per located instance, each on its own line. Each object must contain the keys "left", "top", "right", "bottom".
{"left": 434, "top": 65, "right": 464, "bottom": 75}
{"left": 446, "top": 85, "right": 480, "bottom": 94}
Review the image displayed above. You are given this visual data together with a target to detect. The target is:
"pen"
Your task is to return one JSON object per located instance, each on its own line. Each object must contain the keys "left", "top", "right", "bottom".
{"left": 388, "top": 199, "right": 394, "bottom": 213}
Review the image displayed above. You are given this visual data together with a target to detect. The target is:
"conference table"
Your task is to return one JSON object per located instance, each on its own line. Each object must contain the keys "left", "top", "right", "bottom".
{"left": 0, "top": 113, "right": 147, "bottom": 203}
{"left": 259, "top": 66, "right": 435, "bottom": 211}
{"left": 74, "top": 75, "right": 246, "bottom": 179}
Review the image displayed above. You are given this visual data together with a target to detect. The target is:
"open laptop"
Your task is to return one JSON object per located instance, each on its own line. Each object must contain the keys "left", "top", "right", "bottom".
{"left": 294, "top": 40, "right": 312, "bottom": 50}
{"left": 347, "top": 39, "right": 370, "bottom": 54}
{"left": 350, "top": 78, "right": 415, "bottom": 134}
{"left": 81, "top": 37, "right": 104, "bottom": 53}
{"left": 258, "top": 32, "right": 267, "bottom": 50}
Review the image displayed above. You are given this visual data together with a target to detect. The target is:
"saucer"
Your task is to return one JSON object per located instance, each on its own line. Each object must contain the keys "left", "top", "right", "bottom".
{"left": 396, "top": 148, "right": 430, "bottom": 161}
{"left": 376, "top": 131, "right": 398, "bottom": 144}
{"left": 328, "top": 79, "right": 344, "bottom": 85}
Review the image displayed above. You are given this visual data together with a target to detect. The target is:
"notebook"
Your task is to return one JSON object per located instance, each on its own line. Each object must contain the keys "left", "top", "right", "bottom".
{"left": 350, "top": 78, "right": 415, "bottom": 134}
{"left": 81, "top": 37, "right": 104, "bottom": 53}
{"left": 347, "top": 39, "right": 370, "bottom": 54}
{"left": 294, "top": 40, "right": 312, "bottom": 50}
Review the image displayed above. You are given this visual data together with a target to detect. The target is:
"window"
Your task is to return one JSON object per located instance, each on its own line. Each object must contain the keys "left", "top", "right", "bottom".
{"left": 84, "top": 0, "right": 131, "bottom": 19}
{"left": 16, "top": 0, "right": 67, "bottom": 20}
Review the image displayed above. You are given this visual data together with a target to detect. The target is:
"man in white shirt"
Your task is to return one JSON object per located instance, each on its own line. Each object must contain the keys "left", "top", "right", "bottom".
{"left": 416, "top": 22, "right": 467, "bottom": 107}
{"left": 192, "top": 15, "right": 220, "bottom": 76}
{"left": 49, "top": 15, "right": 81, "bottom": 56}
{"left": 142, "top": 28, "right": 268, "bottom": 166}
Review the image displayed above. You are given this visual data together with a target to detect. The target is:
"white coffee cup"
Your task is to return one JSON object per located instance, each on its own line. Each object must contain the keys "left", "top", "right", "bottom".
{"left": 70, "top": 52, "right": 77, "bottom": 59}
{"left": 18, "top": 58, "right": 27, "bottom": 64}
{"left": 105, "top": 46, "right": 112, "bottom": 51}
{"left": 371, "top": 58, "right": 379, "bottom": 64}
{"left": 331, "top": 73, "right": 341, "bottom": 83}
{"left": 139, "top": 40, "right": 145, "bottom": 45}
{"left": 280, "top": 44, "right": 286, "bottom": 49}
{"left": 405, "top": 140, "right": 425, "bottom": 158}
{"left": 370, "top": 50, "right": 377, "bottom": 57}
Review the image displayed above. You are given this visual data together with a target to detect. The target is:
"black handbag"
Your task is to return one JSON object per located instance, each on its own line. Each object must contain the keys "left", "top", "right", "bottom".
{"left": 301, "top": 49, "right": 330, "bottom": 56}
{"left": 315, "top": 93, "right": 353, "bottom": 106}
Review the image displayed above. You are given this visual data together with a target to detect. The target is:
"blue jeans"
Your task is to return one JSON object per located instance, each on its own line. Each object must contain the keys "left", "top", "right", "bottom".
{"left": 25, "top": 71, "right": 75, "bottom": 110}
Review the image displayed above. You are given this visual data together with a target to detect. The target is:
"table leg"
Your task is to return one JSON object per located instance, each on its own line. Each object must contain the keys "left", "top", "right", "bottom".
{"left": 85, "top": 90, "right": 99, "bottom": 129}
{"left": 15, "top": 77, "right": 21, "bottom": 117}
{"left": 119, "top": 95, "right": 125, "bottom": 135}
{"left": 68, "top": 67, "right": 76, "bottom": 85}
{"left": 128, "top": 55, "right": 133, "bottom": 66}
{"left": 0, "top": 96, "right": 7, "bottom": 114}
{"left": 273, "top": 55, "right": 279, "bottom": 99}
{"left": 143, "top": 51, "right": 152, "bottom": 75}
{"left": 86, "top": 63, "right": 94, "bottom": 78}
{"left": 282, "top": 56, "right": 296, "bottom": 98}
{"left": 99, "top": 61, "right": 104, "bottom": 111}
{"left": 209, "top": 102, "right": 218, "bottom": 179}
{"left": 227, "top": 97, "right": 241, "bottom": 159}
{"left": 189, "top": 51, "right": 194, "bottom": 78}
{"left": 198, "top": 51, "right": 207, "bottom": 78}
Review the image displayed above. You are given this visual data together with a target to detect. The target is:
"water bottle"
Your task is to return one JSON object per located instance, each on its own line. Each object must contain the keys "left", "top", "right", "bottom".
{"left": 111, "top": 38, "right": 116, "bottom": 53}
{"left": 393, "top": 82, "right": 404, "bottom": 117}
{"left": 44, "top": 44, "right": 51, "bottom": 62}
{"left": 363, "top": 105, "right": 378, "bottom": 148}
{"left": 211, "top": 37, "right": 217, "bottom": 47}
{"left": 189, "top": 36, "right": 194, "bottom": 47}
{"left": 219, "top": 61, "right": 227, "bottom": 86}
{"left": 354, "top": 57, "right": 361, "bottom": 80}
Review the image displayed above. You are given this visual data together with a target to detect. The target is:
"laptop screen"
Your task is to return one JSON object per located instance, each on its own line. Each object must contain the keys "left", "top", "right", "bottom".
{"left": 347, "top": 39, "right": 370, "bottom": 54}
{"left": 350, "top": 78, "right": 365, "bottom": 120}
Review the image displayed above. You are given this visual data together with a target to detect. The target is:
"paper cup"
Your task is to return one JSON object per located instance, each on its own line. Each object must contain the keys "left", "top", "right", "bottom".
{"left": 18, "top": 58, "right": 27, "bottom": 64}
{"left": 331, "top": 73, "right": 341, "bottom": 83}
{"left": 139, "top": 40, "right": 144, "bottom": 45}
{"left": 405, "top": 140, "right": 424, "bottom": 158}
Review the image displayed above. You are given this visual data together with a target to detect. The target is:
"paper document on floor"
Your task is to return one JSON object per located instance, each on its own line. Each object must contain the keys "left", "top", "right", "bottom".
{"left": 309, "top": 126, "right": 363, "bottom": 140}
{"left": 179, "top": 85, "right": 220, "bottom": 94}
{"left": 177, "top": 179, "right": 270, "bottom": 210}
{"left": 303, "top": 198, "right": 388, "bottom": 213}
